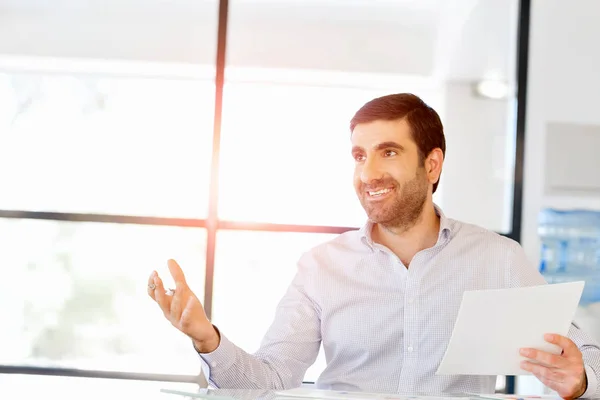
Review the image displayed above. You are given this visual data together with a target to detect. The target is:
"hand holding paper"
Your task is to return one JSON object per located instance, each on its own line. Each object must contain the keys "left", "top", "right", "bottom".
{"left": 436, "top": 281, "right": 585, "bottom": 376}
{"left": 520, "top": 333, "right": 587, "bottom": 399}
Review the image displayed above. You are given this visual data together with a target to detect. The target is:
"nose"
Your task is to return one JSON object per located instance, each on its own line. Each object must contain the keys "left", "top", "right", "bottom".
{"left": 360, "top": 157, "right": 384, "bottom": 184}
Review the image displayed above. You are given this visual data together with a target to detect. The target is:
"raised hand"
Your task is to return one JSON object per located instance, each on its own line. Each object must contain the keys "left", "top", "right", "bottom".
{"left": 148, "top": 259, "right": 220, "bottom": 353}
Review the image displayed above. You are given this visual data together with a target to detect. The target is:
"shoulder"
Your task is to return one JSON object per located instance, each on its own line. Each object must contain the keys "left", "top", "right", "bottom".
{"left": 300, "top": 228, "right": 366, "bottom": 260}
{"left": 449, "top": 217, "right": 522, "bottom": 253}
{"left": 296, "top": 228, "right": 368, "bottom": 274}
{"left": 449, "top": 217, "right": 545, "bottom": 287}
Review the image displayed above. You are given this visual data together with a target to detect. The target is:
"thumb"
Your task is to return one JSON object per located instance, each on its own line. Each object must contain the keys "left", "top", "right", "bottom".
{"left": 167, "top": 259, "right": 188, "bottom": 289}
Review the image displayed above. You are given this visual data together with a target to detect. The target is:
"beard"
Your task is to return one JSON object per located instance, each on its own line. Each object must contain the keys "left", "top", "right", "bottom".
{"left": 357, "top": 168, "right": 428, "bottom": 232}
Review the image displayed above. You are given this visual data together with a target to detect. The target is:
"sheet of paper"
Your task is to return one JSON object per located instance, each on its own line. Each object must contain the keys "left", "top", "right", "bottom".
{"left": 436, "top": 281, "right": 584, "bottom": 376}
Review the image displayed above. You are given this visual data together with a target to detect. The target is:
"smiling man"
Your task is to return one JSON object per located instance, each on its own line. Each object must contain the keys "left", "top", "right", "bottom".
{"left": 148, "top": 93, "right": 600, "bottom": 399}
{"left": 350, "top": 113, "right": 443, "bottom": 267}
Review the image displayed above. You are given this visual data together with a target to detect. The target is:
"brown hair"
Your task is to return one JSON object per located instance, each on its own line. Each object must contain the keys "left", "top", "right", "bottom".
{"left": 350, "top": 93, "right": 446, "bottom": 193}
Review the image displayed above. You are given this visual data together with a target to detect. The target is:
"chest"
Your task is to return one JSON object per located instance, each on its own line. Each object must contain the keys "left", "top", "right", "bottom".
{"left": 314, "top": 256, "right": 507, "bottom": 352}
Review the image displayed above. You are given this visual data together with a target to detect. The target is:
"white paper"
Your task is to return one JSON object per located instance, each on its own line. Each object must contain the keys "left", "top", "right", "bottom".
{"left": 436, "top": 281, "right": 584, "bottom": 376}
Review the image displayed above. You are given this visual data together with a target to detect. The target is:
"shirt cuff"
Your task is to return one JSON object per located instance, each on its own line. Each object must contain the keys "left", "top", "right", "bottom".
{"left": 581, "top": 364, "right": 598, "bottom": 398}
{"left": 197, "top": 330, "right": 238, "bottom": 375}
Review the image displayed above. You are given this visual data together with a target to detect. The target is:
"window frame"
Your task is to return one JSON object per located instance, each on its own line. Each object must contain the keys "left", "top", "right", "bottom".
{"left": 0, "top": 0, "right": 531, "bottom": 393}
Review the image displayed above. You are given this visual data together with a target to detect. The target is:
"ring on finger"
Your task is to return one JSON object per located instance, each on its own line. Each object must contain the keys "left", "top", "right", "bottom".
{"left": 148, "top": 283, "right": 156, "bottom": 290}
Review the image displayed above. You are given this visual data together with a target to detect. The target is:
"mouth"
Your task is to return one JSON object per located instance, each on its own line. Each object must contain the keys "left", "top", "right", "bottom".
{"left": 366, "top": 187, "right": 394, "bottom": 200}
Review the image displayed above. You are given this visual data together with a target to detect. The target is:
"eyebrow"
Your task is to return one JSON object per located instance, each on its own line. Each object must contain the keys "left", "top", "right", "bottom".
{"left": 374, "top": 141, "right": 405, "bottom": 152}
{"left": 351, "top": 141, "right": 406, "bottom": 154}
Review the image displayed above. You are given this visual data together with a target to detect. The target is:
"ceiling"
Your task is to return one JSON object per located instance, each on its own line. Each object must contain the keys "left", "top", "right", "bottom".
{"left": 0, "top": 0, "right": 519, "bottom": 82}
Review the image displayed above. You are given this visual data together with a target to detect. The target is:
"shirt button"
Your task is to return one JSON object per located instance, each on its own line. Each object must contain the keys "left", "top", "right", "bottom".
{"left": 407, "top": 346, "right": 414, "bottom": 352}
{"left": 211, "top": 362, "right": 217, "bottom": 368}
{"left": 408, "top": 297, "right": 414, "bottom": 304}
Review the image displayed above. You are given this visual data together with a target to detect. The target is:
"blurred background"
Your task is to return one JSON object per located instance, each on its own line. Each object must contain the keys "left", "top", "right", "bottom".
{"left": 0, "top": 0, "right": 599, "bottom": 397}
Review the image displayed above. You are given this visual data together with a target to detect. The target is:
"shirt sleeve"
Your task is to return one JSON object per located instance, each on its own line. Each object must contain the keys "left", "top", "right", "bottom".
{"left": 582, "top": 361, "right": 598, "bottom": 398}
{"left": 197, "top": 253, "right": 322, "bottom": 389}
{"left": 506, "top": 239, "right": 600, "bottom": 398}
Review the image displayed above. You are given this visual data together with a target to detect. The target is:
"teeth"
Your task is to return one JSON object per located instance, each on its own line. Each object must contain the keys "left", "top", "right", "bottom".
{"left": 368, "top": 188, "right": 391, "bottom": 196}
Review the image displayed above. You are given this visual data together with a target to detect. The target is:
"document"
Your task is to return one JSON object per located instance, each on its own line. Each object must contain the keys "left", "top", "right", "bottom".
{"left": 436, "top": 281, "right": 584, "bottom": 376}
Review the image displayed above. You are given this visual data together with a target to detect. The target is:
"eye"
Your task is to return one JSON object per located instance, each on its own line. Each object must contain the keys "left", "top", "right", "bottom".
{"left": 383, "top": 149, "right": 397, "bottom": 157}
{"left": 353, "top": 153, "right": 366, "bottom": 162}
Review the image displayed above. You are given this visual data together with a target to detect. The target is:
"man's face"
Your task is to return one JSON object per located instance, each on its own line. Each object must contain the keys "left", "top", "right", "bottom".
{"left": 351, "top": 119, "right": 430, "bottom": 229}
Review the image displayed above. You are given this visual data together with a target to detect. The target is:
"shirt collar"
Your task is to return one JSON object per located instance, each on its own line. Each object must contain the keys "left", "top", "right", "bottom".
{"left": 358, "top": 203, "right": 453, "bottom": 251}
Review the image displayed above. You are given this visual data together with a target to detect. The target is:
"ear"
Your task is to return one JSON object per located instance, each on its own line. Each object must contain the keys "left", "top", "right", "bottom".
{"left": 425, "top": 148, "right": 444, "bottom": 185}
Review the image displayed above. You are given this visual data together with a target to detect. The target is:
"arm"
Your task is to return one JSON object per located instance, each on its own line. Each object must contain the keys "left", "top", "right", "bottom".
{"left": 149, "top": 258, "right": 321, "bottom": 390}
{"left": 197, "top": 255, "right": 322, "bottom": 389}
{"left": 506, "top": 239, "right": 600, "bottom": 398}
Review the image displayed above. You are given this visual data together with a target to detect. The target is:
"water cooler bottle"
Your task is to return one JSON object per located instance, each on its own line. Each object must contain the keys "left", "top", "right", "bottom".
{"left": 538, "top": 208, "right": 600, "bottom": 341}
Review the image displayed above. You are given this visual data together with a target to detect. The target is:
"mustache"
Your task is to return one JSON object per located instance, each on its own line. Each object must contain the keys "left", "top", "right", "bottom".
{"left": 361, "top": 179, "right": 398, "bottom": 192}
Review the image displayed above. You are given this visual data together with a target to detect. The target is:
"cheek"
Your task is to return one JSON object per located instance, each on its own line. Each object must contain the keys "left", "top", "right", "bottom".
{"left": 391, "top": 161, "right": 416, "bottom": 179}
{"left": 353, "top": 176, "right": 362, "bottom": 192}
{"left": 353, "top": 167, "right": 362, "bottom": 183}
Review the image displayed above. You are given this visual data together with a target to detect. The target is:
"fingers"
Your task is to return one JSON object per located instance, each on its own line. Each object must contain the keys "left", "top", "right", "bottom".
{"left": 170, "top": 289, "right": 183, "bottom": 323}
{"left": 520, "top": 348, "right": 566, "bottom": 368}
{"left": 153, "top": 274, "right": 172, "bottom": 316}
{"left": 522, "top": 360, "right": 586, "bottom": 399}
{"left": 521, "top": 361, "right": 565, "bottom": 383}
{"left": 545, "top": 333, "right": 581, "bottom": 358}
{"left": 520, "top": 335, "right": 587, "bottom": 399}
{"left": 519, "top": 334, "right": 582, "bottom": 370}
{"left": 521, "top": 361, "right": 568, "bottom": 395}
{"left": 168, "top": 259, "right": 188, "bottom": 289}
{"left": 148, "top": 260, "right": 191, "bottom": 328}
{"left": 147, "top": 271, "right": 157, "bottom": 300}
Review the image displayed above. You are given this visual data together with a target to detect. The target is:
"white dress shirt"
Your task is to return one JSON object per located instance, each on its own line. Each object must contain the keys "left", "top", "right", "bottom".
{"left": 199, "top": 206, "right": 600, "bottom": 397}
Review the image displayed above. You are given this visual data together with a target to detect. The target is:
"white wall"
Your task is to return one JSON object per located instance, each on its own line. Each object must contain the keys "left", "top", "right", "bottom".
{"left": 518, "top": 0, "right": 600, "bottom": 394}
{"left": 522, "top": 0, "right": 600, "bottom": 272}
{"left": 431, "top": 0, "right": 518, "bottom": 233}
{"left": 441, "top": 81, "right": 514, "bottom": 233}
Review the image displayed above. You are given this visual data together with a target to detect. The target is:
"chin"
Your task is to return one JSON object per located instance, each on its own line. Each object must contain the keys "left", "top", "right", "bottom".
{"left": 366, "top": 211, "right": 393, "bottom": 225}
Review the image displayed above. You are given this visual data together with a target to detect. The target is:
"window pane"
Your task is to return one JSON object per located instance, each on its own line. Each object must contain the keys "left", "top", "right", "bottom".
{"left": 211, "top": 230, "right": 339, "bottom": 382}
{"left": 222, "top": 0, "right": 521, "bottom": 233}
{"left": 0, "top": 374, "right": 199, "bottom": 400}
{"left": 219, "top": 80, "right": 442, "bottom": 228}
{"left": 0, "top": 218, "right": 206, "bottom": 376}
{"left": 0, "top": 71, "right": 213, "bottom": 218}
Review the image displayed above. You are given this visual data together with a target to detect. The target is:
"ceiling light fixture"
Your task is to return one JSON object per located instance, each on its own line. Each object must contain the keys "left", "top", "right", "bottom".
{"left": 473, "top": 80, "right": 511, "bottom": 100}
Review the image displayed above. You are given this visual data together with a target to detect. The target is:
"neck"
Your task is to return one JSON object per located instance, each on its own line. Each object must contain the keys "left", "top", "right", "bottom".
{"left": 371, "top": 200, "right": 440, "bottom": 267}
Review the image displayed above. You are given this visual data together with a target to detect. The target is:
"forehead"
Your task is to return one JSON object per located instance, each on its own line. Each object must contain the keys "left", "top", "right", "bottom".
{"left": 351, "top": 119, "right": 414, "bottom": 149}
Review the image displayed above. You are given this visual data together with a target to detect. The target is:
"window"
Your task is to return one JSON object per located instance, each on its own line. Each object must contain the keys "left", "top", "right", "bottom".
{"left": 0, "top": 72, "right": 214, "bottom": 218}
{"left": 219, "top": 77, "right": 443, "bottom": 227}
{"left": 0, "top": 374, "right": 200, "bottom": 400}
{"left": 211, "top": 230, "right": 339, "bottom": 381}
{"left": 0, "top": 0, "right": 528, "bottom": 394}
{"left": 222, "top": 0, "right": 522, "bottom": 234}
{"left": 0, "top": 218, "right": 206, "bottom": 376}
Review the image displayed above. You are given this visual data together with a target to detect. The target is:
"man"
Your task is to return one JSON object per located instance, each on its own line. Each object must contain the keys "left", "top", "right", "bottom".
{"left": 148, "top": 93, "right": 600, "bottom": 399}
